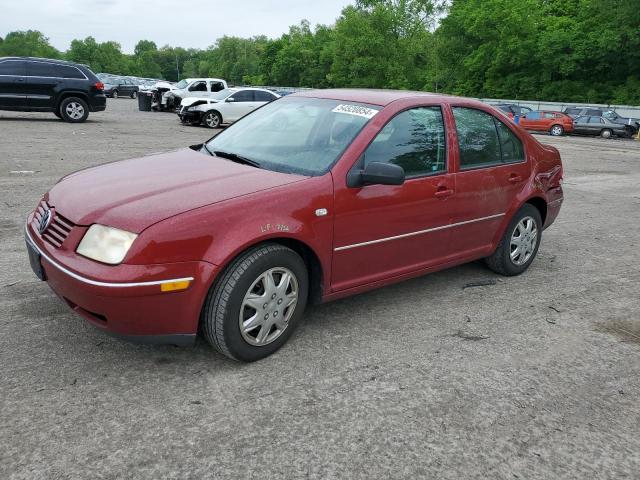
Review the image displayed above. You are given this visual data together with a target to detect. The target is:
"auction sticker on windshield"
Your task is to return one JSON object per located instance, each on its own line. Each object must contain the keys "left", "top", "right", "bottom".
{"left": 332, "top": 104, "right": 378, "bottom": 119}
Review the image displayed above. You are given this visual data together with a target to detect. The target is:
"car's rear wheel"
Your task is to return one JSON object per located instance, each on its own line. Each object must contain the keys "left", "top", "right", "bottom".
{"left": 203, "top": 111, "right": 222, "bottom": 129}
{"left": 485, "top": 204, "right": 542, "bottom": 276}
{"left": 601, "top": 129, "right": 613, "bottom": 139}
{"left": 131, "top": 91, "right": 137, "bottom": 99}
{"left": 549, "top": 125, "right": 564, "bottom": 136}
{"left": 59, "top": 97, "right": 89, "bottom": 123}
{"left": 201, "top": 243, "right": 309, "bottom": 362}
{"left": 112, "top": 90, "right": 118, "bottom": 99}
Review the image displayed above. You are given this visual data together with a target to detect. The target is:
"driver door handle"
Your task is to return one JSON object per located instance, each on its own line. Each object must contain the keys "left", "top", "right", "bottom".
{"left": 508, "top": 174, "right": 523, "bottom": 183}
{"left": 435, "top": 186, "right": 454, "bottom": 198}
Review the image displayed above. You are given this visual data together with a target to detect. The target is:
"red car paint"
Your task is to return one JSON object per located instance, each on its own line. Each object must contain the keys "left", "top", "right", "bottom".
{"left": 26, "top": 89, "right": 564, "bottom": 343}
{"left": 519, "top": 110, "right": 574, "bottom": 134}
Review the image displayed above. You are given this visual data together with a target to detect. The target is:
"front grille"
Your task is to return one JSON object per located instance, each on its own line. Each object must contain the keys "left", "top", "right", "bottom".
{"left": 32, "top": 200, "right": 76, "bottom": 248}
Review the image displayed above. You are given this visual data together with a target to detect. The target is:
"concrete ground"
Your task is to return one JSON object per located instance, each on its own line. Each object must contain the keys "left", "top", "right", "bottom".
{"left": 1, "top": 99, "right": 639, "bottom": 480}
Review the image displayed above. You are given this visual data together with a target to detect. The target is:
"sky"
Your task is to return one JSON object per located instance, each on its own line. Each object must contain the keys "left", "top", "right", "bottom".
{"left": 2, "top": 0, "right": 354, "bottom": 53}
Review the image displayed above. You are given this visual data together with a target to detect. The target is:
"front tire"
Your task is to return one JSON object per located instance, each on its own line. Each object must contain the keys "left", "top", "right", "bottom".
{"left": 112, "top": 90, "right": 118, "bottom": 99}
{"left": 59, "top": 97, "right": 89, "bottom": 123}
{"left": 202, "top": 111, "right": 222, "bottom": 129}
{"left": 202, "top": 243, "right": 309, "bottom": 362}
{"left": 131, "top": 91, "right": 137, "bottom": 99}
{"left": 549, "top": 125, "right": 564, "bottom": 136}
{"left": 485, "top": 204, "right": 542, "bottom": 276}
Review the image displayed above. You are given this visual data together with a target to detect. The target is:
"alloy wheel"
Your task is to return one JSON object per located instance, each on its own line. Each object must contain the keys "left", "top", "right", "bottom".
{"left": 65, "top": 102, "right": 85, "bottom": 120}
{"left": 205, "top": 113, "right": 219, "bottom": 128}
{"left": 510, "top": 216, "right": 538, "bottom": 266}
{"left": 550, "top": 125, "right": 563, "bottom": 136}
{"left": 238, "top": 267, "right": 299, "bottom": 346}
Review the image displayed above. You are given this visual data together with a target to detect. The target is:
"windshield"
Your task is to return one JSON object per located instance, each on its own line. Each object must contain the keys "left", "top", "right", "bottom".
{"left": 210, "top": 88, "right": 235, "bottom": 100}
{"left": 603, "top": 111, "right": 618, "bottom": 120}
{"left": 204, "top": 97, "right": 380, "bottom": 176}
{"left": 175, "top": 79, "right": 189, "bottom": 89}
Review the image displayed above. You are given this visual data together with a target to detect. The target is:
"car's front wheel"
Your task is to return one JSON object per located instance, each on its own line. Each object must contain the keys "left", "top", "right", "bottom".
{"left": 549, "top": 125, "right": 564, "bottom": 136}
{"left": 59, "top": 97, "right": 89, "bottom": 123}
{"left": 131, "top": 91, "right": 137, "bottom": 99}
{"left": 112, "top": 90, "right": 118, "bottom": 99}
{"left": 485, "top": 204, "right": 542, "bottom": 276}
{"left": 202, "top": 243, "right": 309, "bottom": 361}
{"left": 202, "top": 111, "right": 222, "bottom": 129}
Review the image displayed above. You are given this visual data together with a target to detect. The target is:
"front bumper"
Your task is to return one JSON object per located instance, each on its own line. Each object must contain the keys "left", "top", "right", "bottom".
{"left": 178, "top": 109, "right": 203, "bottom": 124}
{"left": 25, "top": 219, "right": 217, "bottom": 344}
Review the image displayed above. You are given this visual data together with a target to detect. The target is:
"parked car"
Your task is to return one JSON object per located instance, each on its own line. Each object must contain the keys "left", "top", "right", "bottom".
{"left": 25, "top": 89, "right": 563, "bottom": 361}
{"left": 519, "top": 111, "right": 574, "bottom": 136}
{"left": 571, "top": 115, "right": 629, "bottom": 138}
{"left": 563, "top": 107, "right": 639, "bottom": 135}
{"left": 101, "top": 77, "right": 139, "bottom": 99}
{"left": 0, "top": 56, "right": 106, "bottom": 122}
{"left": 161, "top": 78, "right": 228, "bottom": 110}
{"left": 494, "top": 103, "right": 533, "bottom": 118}
{"left": 178, "top": 88, "right": 280, "bottom": 128}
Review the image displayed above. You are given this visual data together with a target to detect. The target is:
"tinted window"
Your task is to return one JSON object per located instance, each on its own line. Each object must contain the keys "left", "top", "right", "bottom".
{"left": 56, "top": 65, "right": 84, "bottom": 79}
{"left": 494, "top": 119, "right": 525, "bottom": 163}
{"left": 231, "top": 90, "right": 254, "bottom": 102}
{"left": 189, "top": 81, "right": 207, "bottom": 92}
{"left": 575, "top": 116, "right": 589, "bottom": 123}
{"left": 0, "top": 60, "right": 25, "bottom": 76}
{"left": 588, "top": 116, "right": 604, "bottom": 124}
{"left": 210, "top": 81, "right": 225, "bottom": 92}
{"left": 254, "top": 90, "right": 276, "bottom": 102}
{"left": 525, "top": 112, "right": 540, "bottom": 120}
{"left": 27, "top": 61, "right": 56, "bottom": 77}
{"left": 364, "top": 107, "right": 446, "bottom": 177}
{"left": 452, "top": 107, "right": 502, "bottom": 169}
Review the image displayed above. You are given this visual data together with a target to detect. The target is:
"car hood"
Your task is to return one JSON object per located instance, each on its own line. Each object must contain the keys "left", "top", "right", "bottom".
{"left": 47, "top": 147, "right": 307, "bottom": 233}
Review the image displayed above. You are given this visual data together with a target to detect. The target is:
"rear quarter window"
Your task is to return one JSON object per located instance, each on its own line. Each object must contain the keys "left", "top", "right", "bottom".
{"left": 56, "top": 65, "right": 85, "bottom": 79}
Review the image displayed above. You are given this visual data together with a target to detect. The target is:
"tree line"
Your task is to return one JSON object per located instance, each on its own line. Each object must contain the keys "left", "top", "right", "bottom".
{"left": 1, "top": 0, "right": 638, "bottom": 105}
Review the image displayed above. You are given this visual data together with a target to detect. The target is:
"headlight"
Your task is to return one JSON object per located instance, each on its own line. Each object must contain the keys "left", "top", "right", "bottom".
{"left": 76, "top": 224, "right": 138, "bottom": 265}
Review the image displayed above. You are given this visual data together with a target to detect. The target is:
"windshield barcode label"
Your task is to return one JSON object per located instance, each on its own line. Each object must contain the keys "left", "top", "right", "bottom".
{"left": 332, "top": 104, "right": 378, "bottom": 119}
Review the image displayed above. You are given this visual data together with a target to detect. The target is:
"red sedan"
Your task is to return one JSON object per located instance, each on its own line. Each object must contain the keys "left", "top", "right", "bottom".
{"left": 519, "top": 110, "right": 574, "bottom": 136}
{"left": 25, "top": 90, "right": 564, "bottom": 361}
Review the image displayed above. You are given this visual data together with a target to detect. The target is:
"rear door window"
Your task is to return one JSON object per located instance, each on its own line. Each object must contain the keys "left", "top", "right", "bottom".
{"left": 188, "top": 81, "right": 207, "bottom": 92}
{"left": 26, "top": 61, "right": 57, "bottom": 77}
{"left": 0, "top": 60, "right": 26, "bottom": 76}
{"left": 452, "top": 107, "right": 502, "bottom": 169}
{"left": 254, "top": 90, "right": 277, "bottom": 102}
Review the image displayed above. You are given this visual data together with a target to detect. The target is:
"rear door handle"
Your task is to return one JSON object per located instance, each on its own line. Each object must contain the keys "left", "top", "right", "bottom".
{"left": 435, "top": 186, "right": 454, "bottom": 198}
{"left": 508, "top": 174, "right": 523, "bottom": 183}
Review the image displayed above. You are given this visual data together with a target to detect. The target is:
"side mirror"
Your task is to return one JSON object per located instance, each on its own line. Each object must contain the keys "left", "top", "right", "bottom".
{"left": 226, "top": 97, "right": 235, "bottom": 102}
{"left": 347, "top": 161, "right": 405, "bottom": 188}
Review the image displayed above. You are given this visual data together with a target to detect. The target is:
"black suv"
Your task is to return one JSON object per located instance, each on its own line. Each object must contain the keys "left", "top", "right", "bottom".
{"left": 0, "top": 57, "right": 106, "bottom": 122}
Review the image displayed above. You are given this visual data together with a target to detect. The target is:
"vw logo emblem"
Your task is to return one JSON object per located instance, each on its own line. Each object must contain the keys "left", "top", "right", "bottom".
{"left": 38, "top": 209, "right": 52, "bottom": 234}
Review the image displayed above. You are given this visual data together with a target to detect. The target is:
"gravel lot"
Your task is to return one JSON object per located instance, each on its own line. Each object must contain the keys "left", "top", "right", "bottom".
{"left": 1, "top": 99, "right": 639, "bottom": 479}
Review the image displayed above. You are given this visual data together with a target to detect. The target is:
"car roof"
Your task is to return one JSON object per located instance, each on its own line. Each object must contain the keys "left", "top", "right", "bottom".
{"left": 292, "top": 88, "right": 459, "bottom": 107}
{"left": 0, "top": 56, "right": 83, "bottom": 67}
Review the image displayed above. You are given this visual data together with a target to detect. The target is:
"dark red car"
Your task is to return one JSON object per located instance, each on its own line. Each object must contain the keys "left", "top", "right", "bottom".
{"left": 25, "top": 90, "right": 564, "bottom": 361}
{"left": 519, "top": 110, "right": 574, "bottom": 136}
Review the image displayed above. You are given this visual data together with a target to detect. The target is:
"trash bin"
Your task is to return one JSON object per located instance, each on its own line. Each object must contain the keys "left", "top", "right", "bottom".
{"left": 138, "top": 92, "right": 152, "bottom": 111}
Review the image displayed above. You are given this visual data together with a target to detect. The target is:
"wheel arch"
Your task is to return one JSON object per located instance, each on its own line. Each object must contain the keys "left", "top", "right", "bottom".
{"left": 56, "top": 91, "right": 89, "bottom": 110}
{"left": 524, "top": 196, "right": 547, "bottom": 225}
{"left": 206, "top": 237, "right": 324, "bottom": 308}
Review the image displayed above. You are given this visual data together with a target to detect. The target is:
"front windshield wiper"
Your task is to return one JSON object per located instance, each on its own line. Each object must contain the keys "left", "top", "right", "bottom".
{"left": 213, "top": 150, "right": 261, "bottom": 168}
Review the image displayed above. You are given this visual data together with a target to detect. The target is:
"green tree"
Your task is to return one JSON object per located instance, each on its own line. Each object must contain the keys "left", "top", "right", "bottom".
{"left": 0, "top": 30, "right": 61, "bottom": 58}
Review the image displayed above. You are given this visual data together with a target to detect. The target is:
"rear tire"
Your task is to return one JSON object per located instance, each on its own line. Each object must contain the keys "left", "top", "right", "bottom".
{"left": 485, "top": 204, "right": 542, "bottom": 276}
{"left": 600, "top": 129, "right": 612, "bottom": 139}
{"left": 549, "top": 125, "right": 564, "bottom": 136}
{"left": 59, "top": 97, "right": 89, "bottom": 123}
{"left": 201, "top": 243, "right": 308, "bottom": 362}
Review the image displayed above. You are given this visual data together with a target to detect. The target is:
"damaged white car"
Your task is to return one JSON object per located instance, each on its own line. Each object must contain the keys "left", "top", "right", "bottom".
{"left": 177, "top": 87, "right": 280, "bottom": 128}
{"left": 161, "top": 78, "right": 228, "bottom": 111}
